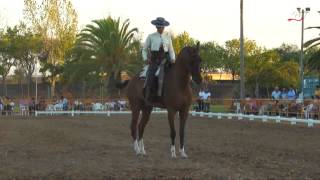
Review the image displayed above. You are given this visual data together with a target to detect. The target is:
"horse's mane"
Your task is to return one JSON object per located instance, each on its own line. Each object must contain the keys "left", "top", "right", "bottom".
{"left": 175, "top": 46, "right": 195, "bottom": 63}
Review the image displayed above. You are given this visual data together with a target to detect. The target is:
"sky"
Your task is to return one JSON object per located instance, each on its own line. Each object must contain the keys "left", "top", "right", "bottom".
{"left": 0, "top": 0, "right": 320, "bottom": 49}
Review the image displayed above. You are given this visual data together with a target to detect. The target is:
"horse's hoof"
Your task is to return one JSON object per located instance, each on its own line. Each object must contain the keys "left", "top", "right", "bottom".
{"left": 133, "top": 140, "right": 141, "bottom": 155}
{"left": 140, "top": 149, "right": 146, "bottom": 156}
{"left": 180, "top": 152, "right": 188, "bottom": 159}
{"left": 171, "top": 153, "right": 177, "bottom": 159}
{"left": 179, "top": 149, "right": 188, "bottom": 159}
{"left": 138, "top": 139, "right": 146, "bottom": 156}
{"left": 170, "top": 145, "right": 176, "bottom": 159}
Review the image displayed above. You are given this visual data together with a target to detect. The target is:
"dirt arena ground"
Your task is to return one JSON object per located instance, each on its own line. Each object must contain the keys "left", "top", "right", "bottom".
{"left": 0, "top": 114, "right": 320, "bottom": 180}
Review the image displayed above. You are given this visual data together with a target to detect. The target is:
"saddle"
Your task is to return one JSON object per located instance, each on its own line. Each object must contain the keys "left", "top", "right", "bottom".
{"left": 140, "top": 60, "right": 172, "bottom": 101}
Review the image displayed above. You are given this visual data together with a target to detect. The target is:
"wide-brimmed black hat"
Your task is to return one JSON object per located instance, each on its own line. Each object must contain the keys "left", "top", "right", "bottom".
{"left": 151, "top": 17, "right": 170, "bottom": 27}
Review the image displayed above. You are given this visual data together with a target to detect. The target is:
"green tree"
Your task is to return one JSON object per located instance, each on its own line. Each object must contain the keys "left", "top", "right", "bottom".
{"left": 246, "top": 50, "right": 280, "bottom": 97}
{"left": 0, "top": 27, "right": 18, "bottom": 96}
{"left": 172, "top": 31, "right": 195, "bottom": 55}
{"left": 245, "top": 49, "right": 299, "bottom": 97}
{"left": 224, "top": 39, "right": 260, "bottom": 81}
{"left": 199, "top": 41, "right": 226, "bottom": 73}
{"left": 275, "top": 43, "right": 299, "bottom": 62}
{"left": 24, "top": 0, "right": 78, "bottom": 97}
{"left": 71, "top": 17, "right": 139, "bottom": 96}
{"left": 13, "top": 23, "right": 42, "bottom": 97}
{"left": 13, "top": 67, "right": 26, "bottom": 98}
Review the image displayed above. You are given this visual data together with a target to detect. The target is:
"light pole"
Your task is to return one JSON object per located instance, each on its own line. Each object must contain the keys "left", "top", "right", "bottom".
{"left": 240, "top": 0, "right": 245, "bottom": 99}
{"left": 35, "top": 56, "right": 38, "bottom": 103}
{"left": 297, "top": 7, "right": 310, "bottom": 98}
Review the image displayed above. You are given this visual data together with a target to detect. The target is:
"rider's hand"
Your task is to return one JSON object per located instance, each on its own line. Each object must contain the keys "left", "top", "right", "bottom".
{"left": 146, "top": 59, "right": 151, "bottom": 64}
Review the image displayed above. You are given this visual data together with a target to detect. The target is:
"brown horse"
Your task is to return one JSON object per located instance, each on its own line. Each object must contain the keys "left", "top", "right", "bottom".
{"left": 118, "top": 43, "right": 202, "bottom": 158}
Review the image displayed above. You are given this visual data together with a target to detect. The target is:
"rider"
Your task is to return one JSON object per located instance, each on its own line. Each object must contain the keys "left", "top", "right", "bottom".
{"left": 142, "top": 17, "right": 176, "bottom": 102}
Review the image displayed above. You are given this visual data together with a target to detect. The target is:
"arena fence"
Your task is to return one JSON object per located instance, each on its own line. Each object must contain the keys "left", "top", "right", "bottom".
{"left": 32, "top": 110, "right": 320, "bottom": 128}
{"left": 191, "top": 111, "right": 320, "bottom": 127}
{"left": 35, "top": 109, "right": 167, "bottom": 117}
{"left": 2, "top": 97, "right": 320, "bottom": 127}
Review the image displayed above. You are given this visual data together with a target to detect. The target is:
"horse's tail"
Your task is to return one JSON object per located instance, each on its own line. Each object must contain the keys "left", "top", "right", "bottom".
{"left": 116, "top": 80, "right": 130, "bottom": 89}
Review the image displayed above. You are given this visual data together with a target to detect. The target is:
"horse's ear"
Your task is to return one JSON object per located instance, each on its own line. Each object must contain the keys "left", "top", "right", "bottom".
{"left": 196, "top": 41, "right": 200, "bottom": 53}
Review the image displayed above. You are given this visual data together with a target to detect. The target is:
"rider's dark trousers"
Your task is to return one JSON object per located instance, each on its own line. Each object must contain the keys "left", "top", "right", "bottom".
{"left": 146, "top": 58, "right": 161, "bottom": 96}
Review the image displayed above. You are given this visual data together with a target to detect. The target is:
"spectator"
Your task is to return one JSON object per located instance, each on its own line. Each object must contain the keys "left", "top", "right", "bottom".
{"left": 3, "top": 97, "right": 10, "bottom": 115}
{"left": 202, "top": 88, "right": 211, "bottom": 112}
{"left": 197, "top": 89, "right": 205, "bottom": 111}
{"left": 244, "top": 95, "right": 258, "bottom": 114}
{"left": 29, "top": 97, "right": 36, "bottom": 113}
{"left": 0, "top": 97, "right": 3, "bottom": 112}
{"left": 287, "top": 86, "right": 296, "bottom": 100}
{"left": 271, "top": 86, "right": 281, "bottom": 99}
{"left": 197, "top": 88, "right": 211, "bottom": 112}
{"left": 314, "top": 85, "right": 320, "bottom": 99}
{"left": 39, "top": 97, "right": 46, "bottom": 111}
{"left": 62, "top": 96, "right": 68, "bottom": 110}
{"left": 281, "top": 88, "right": 287, "bottom": 99}
{"left": 9, "top": 98, "right": 15, "bottom": 113}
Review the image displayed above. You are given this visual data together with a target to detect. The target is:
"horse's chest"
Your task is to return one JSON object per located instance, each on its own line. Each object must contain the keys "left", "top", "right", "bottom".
{"left": 164, "top": 91, "right": 192, "bottom": 107}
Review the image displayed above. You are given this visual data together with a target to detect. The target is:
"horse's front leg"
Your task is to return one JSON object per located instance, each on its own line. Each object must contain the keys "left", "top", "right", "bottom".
{"left": 167, "top": 109, "right": 177, "bottom": 158}
{"left": 138, "top": 107, "right": 152, "bottom": 156}
{"left": 131, "top": 107, "right": 141, "bottom": 155}
{"left": 179, "top": 108, "right": 189, "bottom": 158}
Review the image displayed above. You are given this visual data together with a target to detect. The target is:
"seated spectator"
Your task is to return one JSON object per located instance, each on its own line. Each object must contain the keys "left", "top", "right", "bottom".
{"left": 118, "top": 99, "right": 127, "bottom": 111}
{"left": 281, "top": 88, "right": 287, "bottom": 99}
{"left": 271, "top": 86, "right": 281, "bottom": 99}
{"left": 304, "top": 97, "right": 318, "bottom": 118}
{"left": 3, "top": 97, "right": 10, "bottom": 115}
{"left": 0, "top": 97, "right": 3, "bottom": 112}
{"left": 244, "top": 95, "right": 258, "bottom": 114}
{"left": 39, "top": 97, "right": 46, "bottom": 111}
{"left": 29, "top": 97, "right": 36, "bottom": 113}
{"left": 62, "top": 96, "right": 68, "bottom": 110}
{"left": 287, "top": 86, "right": 296, "bottom": 100}
{"left": 74, "top": 99, "right": 81, "bottom": 110}
{"left": 314, "top": 85, "right": 320, "bottom": 99}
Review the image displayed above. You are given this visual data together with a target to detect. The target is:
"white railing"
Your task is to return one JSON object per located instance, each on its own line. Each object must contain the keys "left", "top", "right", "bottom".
{"left": 191, "top": 111, "right": 320, "bottom": 127}
{"left": 35, "top": 110, "right": 167, "bottom": 117}
{"left": 34, "top": 110, "right": 320, "bottom": 127}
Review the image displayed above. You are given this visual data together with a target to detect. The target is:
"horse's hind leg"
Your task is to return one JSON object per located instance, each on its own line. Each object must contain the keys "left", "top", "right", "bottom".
{"left": 130, "top": 106, "right": 140, "bottom": 155}
{"left": 138, "top": 106, "right": 152, "bottom": 155}
{"left": 167, "top": 109, "right": 177, "bottom": 158}
{"left": 178, "top": 108, "right": 189, "bottom": 158}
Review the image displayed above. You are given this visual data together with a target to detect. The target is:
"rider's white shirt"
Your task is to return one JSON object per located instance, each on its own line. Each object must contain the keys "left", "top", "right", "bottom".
{"left": 142, "top": 32, "right": 175, "bottom": 62}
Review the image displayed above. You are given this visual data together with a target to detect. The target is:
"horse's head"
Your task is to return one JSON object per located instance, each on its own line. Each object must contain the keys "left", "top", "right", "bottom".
{"left": 178, "top": 42, "right": 202, "bottom": 84}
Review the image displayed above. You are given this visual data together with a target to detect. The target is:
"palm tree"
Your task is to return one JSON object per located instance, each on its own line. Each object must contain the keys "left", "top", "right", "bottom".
{"left": 74, "top": 17, "right": 139, "bottom": 96}
{"left": 304, "top": 26, "right": 320, "bottom": 71}
{"left": 304, "top": 26, "right": 320, "bottom": 48}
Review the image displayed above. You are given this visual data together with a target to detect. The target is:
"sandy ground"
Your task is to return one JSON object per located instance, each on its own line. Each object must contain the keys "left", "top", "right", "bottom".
{"left": 0, "top": 114, "right": 320, "bottom": 180}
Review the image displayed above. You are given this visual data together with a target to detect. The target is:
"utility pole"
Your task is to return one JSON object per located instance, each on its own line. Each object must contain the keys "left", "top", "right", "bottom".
{"left": 299, "top": 9, "right": 304, "bottom": 98}
{"left": 297, "top": 7, "right": 310, "bottom": 98}
{"left": 240, "top": 0, "right": 245, "bottom": 99}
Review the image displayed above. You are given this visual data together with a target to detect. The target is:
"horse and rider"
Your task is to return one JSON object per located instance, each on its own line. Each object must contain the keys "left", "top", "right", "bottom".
{"left": 117, "top": 17, "right": 202, "bottom": 158}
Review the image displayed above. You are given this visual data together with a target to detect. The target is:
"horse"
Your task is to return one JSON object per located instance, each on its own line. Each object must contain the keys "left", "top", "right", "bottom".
{"left": 118, "top": 43, "right": 202, "bottom": 158}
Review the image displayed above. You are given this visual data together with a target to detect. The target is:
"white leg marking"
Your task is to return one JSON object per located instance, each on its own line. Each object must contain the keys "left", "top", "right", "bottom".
{"left": 179, "top": 147, "right": 188, "bottom": 159}
{"left": 133, "top": 140, "right": 140, "bottom": 155}
{"left": 138, "top": 139, "right": 146, "bottom": 155}
{"left": 170, "top": 145, "right": 177, "bottom": 158}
